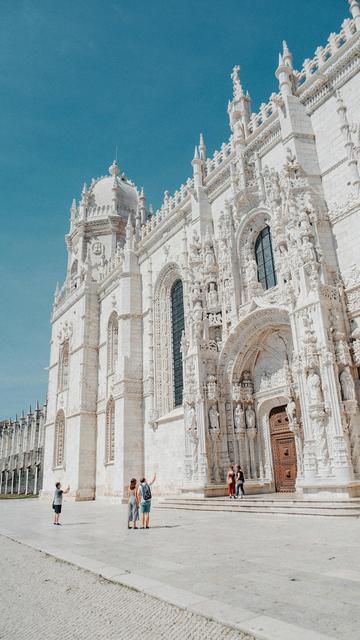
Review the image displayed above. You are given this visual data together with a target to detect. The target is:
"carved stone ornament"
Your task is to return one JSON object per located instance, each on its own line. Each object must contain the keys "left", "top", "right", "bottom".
{"left": 208, "top": 405, "right": 220, "bottom": 432}
{"left": 148, "top": 409, "right": 159, "bottom": 431}
{"left": 307, "top": 370, "right": 323, "bottom": 406}
{"left": 339, "top": 368, "right": 356, "bottom": 402}
{"left": 207, "top": 374, "right": 218, "bottom": 401}
{"left": 57, "top": 320, "right": 73, "bottom": 344}
{"left": 92, "top": 241, "right": 103, "bottom": 256}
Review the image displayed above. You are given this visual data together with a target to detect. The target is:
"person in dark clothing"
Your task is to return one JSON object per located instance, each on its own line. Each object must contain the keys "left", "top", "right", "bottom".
{"left": 235, "top": 465, "right": 245, "bottom": 498}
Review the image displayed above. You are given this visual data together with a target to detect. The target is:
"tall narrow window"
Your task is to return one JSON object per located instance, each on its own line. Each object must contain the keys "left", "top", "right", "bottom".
{"left": 58, "top": 341, "right": 69, "bottom": 391}
{"left": 54, "top": 410, "right": 65, "bottom": 467}
{"left": 105, "top": 398, "right": 115, "bottom": 464}
{"left": 171, "top": 279, "right": 185, "bottom": 407}
{"left": 107, "top": 313, "right": 118, "bottom": 374}
{"left": 255, "top": 226, "right": 277, "bottom": 290}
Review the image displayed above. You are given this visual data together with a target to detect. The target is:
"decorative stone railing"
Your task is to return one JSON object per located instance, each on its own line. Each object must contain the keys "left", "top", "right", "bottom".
{"left": 141, "top": 141, "right": 233, "bottom": 241}
{"left": 99, "top": 253, "right": 124, "bottom": 282}
{"left": 140, "top": 16, "right": 358, "bottom": 242}
{"left": 296, "top": 18, "right": 357, "bottom": 87}
{"left": 248, "top": 96, "right": 279, "bottom": 135}
{"left": 204, "top": 141, "right": 232, "bottom": 177}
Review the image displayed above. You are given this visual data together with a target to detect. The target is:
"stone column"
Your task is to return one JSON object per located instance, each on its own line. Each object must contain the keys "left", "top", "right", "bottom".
{"left": 33, "top": 465, "right": 38, "bottom": 495}
{"left": 17, "top": 469, "right": 21, "bottom": 495}
{"left": 25, "top": 468, "right": 29, "bottom": 495}
{"left": 247, "top": 427, "right": 258, "bottom": 479}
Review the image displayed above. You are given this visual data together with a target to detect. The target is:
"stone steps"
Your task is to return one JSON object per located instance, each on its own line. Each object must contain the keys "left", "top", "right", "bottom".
{"left": 157, "top": 497, "right": 360, "bottom": 517}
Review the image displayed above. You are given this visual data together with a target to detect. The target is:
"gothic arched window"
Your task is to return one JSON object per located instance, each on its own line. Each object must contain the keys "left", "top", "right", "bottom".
{"left": 54, "top": 410, "right": 65, "bottom": 467}
{"left": 107, "top": 313, "right": 118, "bottom": 375}
{"left": 171, "top": 279, "right": 185, "bottom": 407}
{"left": 58, "top": 341, "right": 69, "bottom": 392}
{"left": 105, "top": 398, "right": 115, "bottom": 464}
{"left": 255, "top": 226, "right": 277, "bottom": 290}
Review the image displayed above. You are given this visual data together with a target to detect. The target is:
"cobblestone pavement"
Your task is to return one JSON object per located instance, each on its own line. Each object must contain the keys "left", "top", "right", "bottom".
{"left": 0, "top": 536, "right": 252, "bottom": 640}
{"left": 1, "top": 498, "right": 360, "bottom": 639}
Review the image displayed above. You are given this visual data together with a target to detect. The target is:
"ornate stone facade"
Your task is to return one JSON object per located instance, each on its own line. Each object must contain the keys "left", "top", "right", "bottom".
{"left": 42, "top": 2, "right": 360, "bottom": 500}
{"left": 0, "top": 403, "right": 46, "bottom": 496}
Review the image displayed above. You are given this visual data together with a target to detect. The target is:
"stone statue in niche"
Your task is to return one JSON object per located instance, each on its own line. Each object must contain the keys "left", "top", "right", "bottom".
{"left": 208, "top": 282, "right": 218, "bottom": 308}
{"left": 190, "top": 230, "right": 201, "bottom": 260}
{"left": 234, "top": 404, "right": 245, "bottom": 433}
{"left": 285, "top": 398, "right": 297, "bottom": 428}
{"left": 193, "top": 301, "right": 203, "bottom": 339}
{"left": 192, "top": 281, "right": 201, "bottom": 302}
{"left": 209, "top": 405, "right": 220, "bottom": 431}
{"left": 339, "top": 368, "right": 355, "bottom": 401}
{"left": 301, "top": 235, "right": 316, "bottom": 263}
{"left": 245, "top": 405, "right": 256, "bottom": 430}
{"left": 186, "top": 405, "right": 198, "bottom": 440}
{"left": 307, "top": 370, "right": 323, "bottom": 405}
{"left": 204, "top": 237, "right": 216, "bottom": 269}
{"left": 246, "top": 257, "right": 258, "bottom": 285}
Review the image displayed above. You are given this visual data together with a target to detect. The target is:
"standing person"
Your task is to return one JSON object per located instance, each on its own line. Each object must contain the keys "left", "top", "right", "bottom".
{"left": 138, "top": 473, "right": 156, "bottom": 529}
{"left": 235, "top": 465, "right": 245, "bottom": 498}
{"left": 128, "top": 478, "right": 139, "bottom": 530}
{"left": 52, "top": 482, "right": 70, "bottom": 525}
{"left": 226, "top": 465, "right": 236, "bottom": 499}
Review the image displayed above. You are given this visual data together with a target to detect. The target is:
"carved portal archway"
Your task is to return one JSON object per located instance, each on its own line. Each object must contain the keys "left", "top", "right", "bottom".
{"left": 216, "top": 306, "right": 302, "bottom": 490}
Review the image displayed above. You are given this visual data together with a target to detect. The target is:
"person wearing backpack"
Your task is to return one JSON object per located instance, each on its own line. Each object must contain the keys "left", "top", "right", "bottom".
{"left": 138, "top": 473, "right": 156, "bottom": 529}
{"left": 235, "top": 465, "right": 245, "bottom": 498}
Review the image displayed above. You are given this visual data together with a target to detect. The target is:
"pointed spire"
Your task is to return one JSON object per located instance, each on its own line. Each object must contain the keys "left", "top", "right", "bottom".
{"left": 70, "top": 198, "right": 77, "bottom": 219}
{"left": 192, "top": 144, "right": 203, "bottom": 188}
{"left": 231, "top": 65, "right": 243, "bottom": 99}
{"left": 139, "top": 187, "right": 147, "bottom": 225}
{"left": 275, "top": 48, "right": 293, "bottom": 97}
{"left": 199, "top": 133, "right": 206, "bottom": 160}
{"left": 228, "top": 65, "right": 251, "bottom": 139}
{"left": 81, "top": 182, "right": 87, "bottom": 196}
{"left": 282, "top": 40, "right": 293, "bottom": 68}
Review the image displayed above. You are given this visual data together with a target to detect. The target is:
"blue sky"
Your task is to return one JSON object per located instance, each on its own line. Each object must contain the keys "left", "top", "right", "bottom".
{"left": 0, "top": 0, "right": 348, "bottom": 418}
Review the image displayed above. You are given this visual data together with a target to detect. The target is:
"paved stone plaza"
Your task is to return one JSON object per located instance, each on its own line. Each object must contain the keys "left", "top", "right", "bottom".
{"left": 0, "top": 499, "right": 359, "bottom": 639}
{"left": 0, "top": 536, "right": 252, "bottom": 640}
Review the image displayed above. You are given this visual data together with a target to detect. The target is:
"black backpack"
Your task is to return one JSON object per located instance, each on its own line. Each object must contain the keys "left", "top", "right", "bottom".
{"left": 141, "top": 482, "right": 152, "bottom": 501}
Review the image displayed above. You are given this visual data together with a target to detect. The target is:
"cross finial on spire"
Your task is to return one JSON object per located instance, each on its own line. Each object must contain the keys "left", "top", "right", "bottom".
{"left": 231, "top": 65, "right": 243, "bottom": 99}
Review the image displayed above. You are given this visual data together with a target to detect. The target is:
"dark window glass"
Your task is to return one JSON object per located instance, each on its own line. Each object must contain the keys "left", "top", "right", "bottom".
{"left": 171, "top": 279, "right": 185, "bottom": 407}
{"left": 255, "top": 226, "right": 277, "bottom": 290}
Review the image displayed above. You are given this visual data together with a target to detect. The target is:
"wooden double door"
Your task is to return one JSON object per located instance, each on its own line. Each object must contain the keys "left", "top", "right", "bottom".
{"left": 269, "top": 406, "right": 297, "bottom": 493}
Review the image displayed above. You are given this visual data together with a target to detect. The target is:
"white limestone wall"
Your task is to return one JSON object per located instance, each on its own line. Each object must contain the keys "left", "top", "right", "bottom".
{"left": 95, "top": 284, "right": 119, "bottom": 496}
{"left": 42, "top": 292, "right": 86, "bottom": 496}
{"left": 144, "top": 409, "right": 185, "bottom": 495}
{"left": 309, "top": 72, "right": 360, "bottom": 275}
{"left": 261, "top": 140, "right": 285, "bottom": 173}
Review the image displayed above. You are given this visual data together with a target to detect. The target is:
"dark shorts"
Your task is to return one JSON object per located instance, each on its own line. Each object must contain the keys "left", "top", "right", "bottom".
{"left": 54, "top": 505, "right": 62, "bottom": 514}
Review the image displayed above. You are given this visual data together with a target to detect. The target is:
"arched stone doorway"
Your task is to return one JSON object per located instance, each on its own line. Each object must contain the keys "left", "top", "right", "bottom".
{"left": 269, "top": 406, "right": 297, "bottom": 492}
{"left": 217, "top": 306, "right": 304, "bottom": 495}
